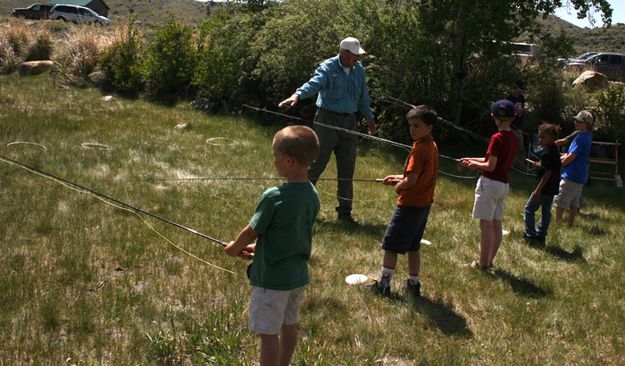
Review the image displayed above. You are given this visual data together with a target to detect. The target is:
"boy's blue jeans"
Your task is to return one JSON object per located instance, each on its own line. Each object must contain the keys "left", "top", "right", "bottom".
{"left": 524, "top": 194, "right": 555, "bottom": 237}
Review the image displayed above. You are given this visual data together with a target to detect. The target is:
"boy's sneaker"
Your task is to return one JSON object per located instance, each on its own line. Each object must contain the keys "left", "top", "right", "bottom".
{"left": 338, "top": 213, "right": 357, "bottom": 224}
{"left": 367, "top": 280, "right": 391, "bottom": 297}
{"left": 406, "top": 280, "right": 421, "bottom": 298}
{"left": 524, "top": 234, "right": 545, "bottom": 246}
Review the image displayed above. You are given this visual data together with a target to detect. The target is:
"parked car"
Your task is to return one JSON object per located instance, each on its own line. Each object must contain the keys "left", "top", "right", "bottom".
{"left": 572, "top": 52, "right": 599, "bottom": 62}
{"left": 11, "top": 3, "right": 53, "bottom": 19}
{"left": 588, "top": 53, "right": 625, "bottom": 81}
{"left": 48, "top": 4, "right": 110, "bottom": 25}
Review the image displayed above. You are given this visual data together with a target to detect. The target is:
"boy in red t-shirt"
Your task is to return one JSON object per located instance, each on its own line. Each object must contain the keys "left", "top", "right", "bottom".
{"left": 369, "top": 105, "right": 439, "bottom": 298}
{"left": 460, "top": 99, "right": 516, "bottom": 271}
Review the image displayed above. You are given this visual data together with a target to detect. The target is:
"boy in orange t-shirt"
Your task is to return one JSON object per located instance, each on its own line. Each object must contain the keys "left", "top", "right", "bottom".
{"left": 369, "top": 105, "right": 439, "bottom": 298}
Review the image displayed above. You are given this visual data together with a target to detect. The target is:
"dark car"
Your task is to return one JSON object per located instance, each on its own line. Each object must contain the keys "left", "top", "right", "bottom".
{"left": 589, "top": 53, "right": 625, "bottom": 81}
{"left": 11, "top": 3, "right": 53, "bottom": 19}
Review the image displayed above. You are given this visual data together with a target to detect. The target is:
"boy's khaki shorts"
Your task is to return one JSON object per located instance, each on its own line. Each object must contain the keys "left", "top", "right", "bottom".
{"left": 554, "top": 179, "right": 583, "bottom": 209}
{"left": 472, "top": 176, "right": 509, "bottom": 220}
{"left": 248, "top": 286, "right": 305, "bottom": 335}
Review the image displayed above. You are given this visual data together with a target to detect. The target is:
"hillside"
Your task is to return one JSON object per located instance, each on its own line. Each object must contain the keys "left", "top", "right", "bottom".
{"left": 537, "top": 14, "right": 625, "bottom": 55}
{"left": 2, "top": 1, "right": 625, "bottom": 54}
{"left": 0, "top": 0, "right": 212, "bottom": 24}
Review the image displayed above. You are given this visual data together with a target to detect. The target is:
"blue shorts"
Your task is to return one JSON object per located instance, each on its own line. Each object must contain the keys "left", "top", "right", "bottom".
{"left": 381, "top": 205, "right": 431, "bottom": 254}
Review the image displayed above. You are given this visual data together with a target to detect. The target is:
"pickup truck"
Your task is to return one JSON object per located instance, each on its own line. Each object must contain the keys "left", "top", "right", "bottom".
{"left": 11, "top": 4, "right": 53, "bottom": 19}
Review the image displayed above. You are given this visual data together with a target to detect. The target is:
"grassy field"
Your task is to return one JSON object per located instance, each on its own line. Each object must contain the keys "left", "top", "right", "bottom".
{"left": 1, "top": 73, "right": 625, "bottom": 365}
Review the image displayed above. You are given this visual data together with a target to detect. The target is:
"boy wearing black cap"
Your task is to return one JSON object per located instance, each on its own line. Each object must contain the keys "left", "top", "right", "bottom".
{"left": 460, "top": 100, "right": 517, "bottom": 271}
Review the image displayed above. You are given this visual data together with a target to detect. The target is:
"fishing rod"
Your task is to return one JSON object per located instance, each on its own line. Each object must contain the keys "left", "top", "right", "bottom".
{"left": 0, "top": 155, "right": 229, "bottom": 247}
{"left": 378, "top": 95, "right": 489, "bottom": 143}
{"left": 151, "top": 176, "right": 384, "bottom": 183}
{"left": 241, "top": 104, "right": 461, "bottom": 163}
{"left": 378, "top": 95, "right": 534, "bottom": 176}
{"left": 242, "top": 104, "right": 413, "bottom": 151}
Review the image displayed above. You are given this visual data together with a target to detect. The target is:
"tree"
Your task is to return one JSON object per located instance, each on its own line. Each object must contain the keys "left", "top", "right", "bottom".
{"left": 416, "top": 0, "right": 613, "bottom": 124}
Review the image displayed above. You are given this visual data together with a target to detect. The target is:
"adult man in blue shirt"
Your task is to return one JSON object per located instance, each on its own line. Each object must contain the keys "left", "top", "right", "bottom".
{"left": 279, "top": 37, "right": 376, "bottom": 223}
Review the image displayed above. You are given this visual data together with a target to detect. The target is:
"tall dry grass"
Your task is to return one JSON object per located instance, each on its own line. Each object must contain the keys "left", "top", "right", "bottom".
{"left": 52, "top": 25, "right": 112, "bottom": 87}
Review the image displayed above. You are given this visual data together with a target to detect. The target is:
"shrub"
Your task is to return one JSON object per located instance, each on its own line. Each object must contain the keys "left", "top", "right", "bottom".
{"left": 53, "top": 26, "right": 110, "bottom": 87}
{"left": 193, "top": 11, "right": 265, "bottom": 110}
{"left": 142, "top": 20, "right": 195, "bottom": 99}
{"left": 0, "top": 20, "right": 29, "bottom": 73}
{"left": 594, "top": 83, "right": 625, "bottom": 143}
{"left": 0, "top": 34, "right": 19, "bottom": 74}
{"left": 5, "top": 21, "right": 29, "bottom": 58}
{"left": 100, "top": 21, "right": 143, "bottom": 95}
{"left": 25, "top": 31, "right": 53, "bottom": 61}
{"left": 251, "top": 0, "right": 377, "bottom": 106}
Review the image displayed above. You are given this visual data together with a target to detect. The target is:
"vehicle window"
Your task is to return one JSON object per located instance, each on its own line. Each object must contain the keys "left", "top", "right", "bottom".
{"left": 609, "top": 56, "right": 622, "bottom": 65}
{"left": 32, "top": 5, "right": 40, "bottom": 11}
{"left": 79, "top": 8, "right": 91, "bottom": 16}
{"left": 596, "top": 55, "right": 609, "bottom": 64}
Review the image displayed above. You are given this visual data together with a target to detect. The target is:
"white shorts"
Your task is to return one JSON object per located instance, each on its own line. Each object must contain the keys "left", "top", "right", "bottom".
{"left": 248, "top": 286, "right": 305, "bottom": 335}
{"left": 472, "top": 176, "right": 509, "bottom": 220}
{"left": 554, "top": 179, "right": 583, "bottom": 209}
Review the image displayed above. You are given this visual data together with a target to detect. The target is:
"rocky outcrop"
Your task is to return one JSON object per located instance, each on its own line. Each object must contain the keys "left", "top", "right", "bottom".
{"left": 18, "top": 60, "right": 53, "bottom": 76}
{"left": 572, "top": 70, "right": 609, "bottom": 92}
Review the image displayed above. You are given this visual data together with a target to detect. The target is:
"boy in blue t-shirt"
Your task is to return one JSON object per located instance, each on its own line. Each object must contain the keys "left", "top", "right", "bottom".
{"left": 554, "top": 111, "right": 593, "bottom": 225}
{"left": 524, "top": 123, "right": 562, "bottom": 242}
{"left": 225, "top": 125, "right": 320, "bottom": 366}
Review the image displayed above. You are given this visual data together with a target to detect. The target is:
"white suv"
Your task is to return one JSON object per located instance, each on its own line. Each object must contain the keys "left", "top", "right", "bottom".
{"left": 49, "top": 4, "right": 110, "bottom": 25}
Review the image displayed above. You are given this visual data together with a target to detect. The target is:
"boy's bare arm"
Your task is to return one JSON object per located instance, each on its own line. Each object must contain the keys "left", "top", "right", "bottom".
{"left": 533, "top": 169, "right": 552, "bottom": 197}
{"left": 561, "top": 152, "right": 577, "bottom": 167}
{"left": 225, "top": 225, "right": 258, "bottom": 257}
{"left": 461, "top": 156, "right": 497, "bottom": 171}
{"left": 394, "top": 172, "right": 418, "bottom": 193}
{"left": 382, "top": 174, "right": 403, "bottom": 185}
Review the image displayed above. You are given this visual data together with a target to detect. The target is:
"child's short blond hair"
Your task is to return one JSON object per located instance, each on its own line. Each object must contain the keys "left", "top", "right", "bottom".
{"left": 273, "top": 125, "right": 319, "bottom": 166}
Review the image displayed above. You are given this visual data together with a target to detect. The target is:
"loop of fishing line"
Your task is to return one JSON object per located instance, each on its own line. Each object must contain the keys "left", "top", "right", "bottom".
{"left": 7, "top": 141, "right": 48, "bottom": 150}
{"left": 81, "top": 142, "right": 112, "bottom": 150}
{"left": 206, "top": 137, "right": 236, "bottom": 147}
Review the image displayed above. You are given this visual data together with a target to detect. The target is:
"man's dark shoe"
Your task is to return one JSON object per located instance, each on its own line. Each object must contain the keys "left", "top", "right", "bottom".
{"left": 367, "top": 280, "right": 391, "bottom": 297}
{"left": 337, "top": 213, "right": 357, "bottom": 224}
{"left": 406, "top": 280, "right": 421, "bottom": 298}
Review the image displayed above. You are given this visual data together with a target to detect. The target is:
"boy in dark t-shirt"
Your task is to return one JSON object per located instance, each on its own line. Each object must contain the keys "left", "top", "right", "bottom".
{"left": 524, "top": 123, "right": 562, "bottom": 242}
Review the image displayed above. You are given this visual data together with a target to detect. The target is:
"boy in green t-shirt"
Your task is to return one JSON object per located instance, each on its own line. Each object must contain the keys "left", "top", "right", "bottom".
{"left": 225, "top": 125, "right": 320, "bottom": 366}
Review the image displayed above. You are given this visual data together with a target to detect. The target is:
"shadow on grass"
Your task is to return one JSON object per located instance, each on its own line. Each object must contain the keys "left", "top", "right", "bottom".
{"left": 494, "top": 269, "right": 551, "bottom": 298}
{"left": 527, "top": 241, "right": 586, "bottom": 263}
{"left": 315, "top": 217, "right": 388, "bottom": 237}
{"left": 409, "top": 296, "right": 473, "bottom": 337}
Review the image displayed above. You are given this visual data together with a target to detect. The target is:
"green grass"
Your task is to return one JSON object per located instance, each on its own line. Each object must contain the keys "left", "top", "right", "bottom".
{"left": 2, "top": 73, "right": 625, "bottom": 365}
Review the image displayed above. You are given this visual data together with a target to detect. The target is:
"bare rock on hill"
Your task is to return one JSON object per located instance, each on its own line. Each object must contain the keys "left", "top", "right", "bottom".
{"left": 572, "top": 70, "right": 609, "bottom": 92}
{"left": 18, "top": 60, "right": 53, "bottom": 76}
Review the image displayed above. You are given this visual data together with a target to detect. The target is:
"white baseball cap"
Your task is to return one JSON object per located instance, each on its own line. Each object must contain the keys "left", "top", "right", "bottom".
{"left": 340, "top": 37, "right": 366, "bottom": 55}
{"left": 573, "top": 110, "right": 593, "bottom": 125}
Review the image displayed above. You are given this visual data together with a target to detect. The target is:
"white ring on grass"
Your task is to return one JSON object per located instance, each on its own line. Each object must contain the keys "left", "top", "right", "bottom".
{"left": 502, "top": 229, "right": 510, "bottom": 236}
{"left": 420, "top": 239, "right": 432, "bottom": 245}
{"left": 81, "top": 143, "right": 112, "bottom": 150}
{"left": 7, "top": 141, "right": 48, "bottom": 150}
{"left": 345, "top": 274, "right": 369, "bottom": 285}
{"left": 205, "top": 137, "right": 235, "bottom": 146}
